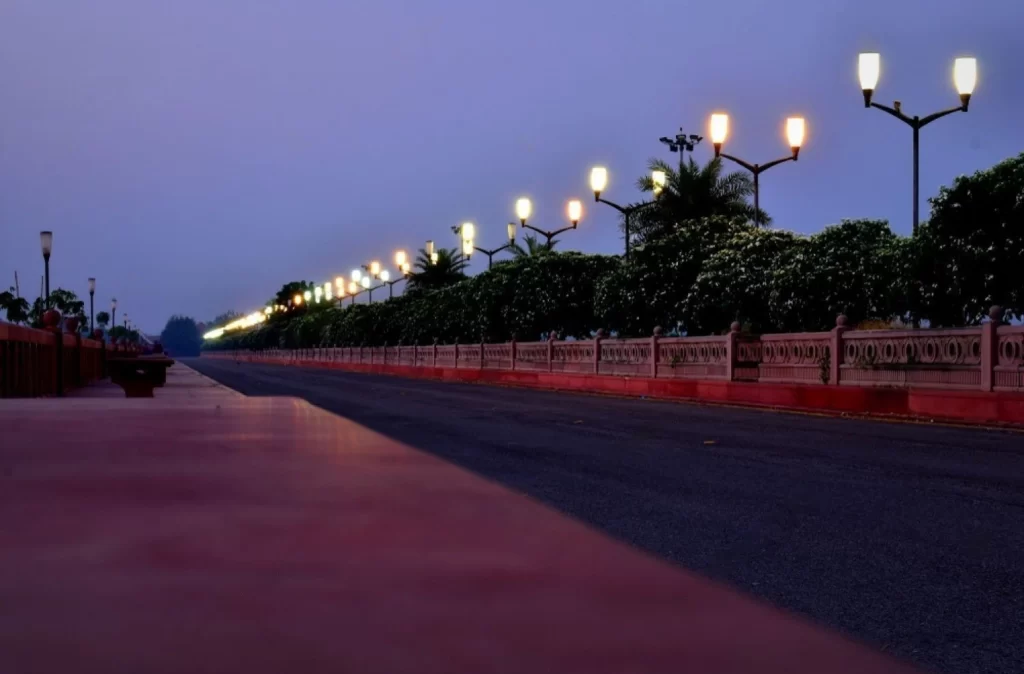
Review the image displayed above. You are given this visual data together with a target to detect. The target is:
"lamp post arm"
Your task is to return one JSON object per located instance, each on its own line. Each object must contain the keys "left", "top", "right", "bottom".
{"left": 756, "top": 154, "right": 798, "bottom": 174}
{"left": 596, "top": 197, "right": 629, "bottom": 215}
{"left": 919, "top": 104, "right": 967, "bottom": 128}
{"left": 869, "top": 102, "right": 915, "bottom": 126}
{"left": 718, "top": 153, "right": 758, "bottom": 174}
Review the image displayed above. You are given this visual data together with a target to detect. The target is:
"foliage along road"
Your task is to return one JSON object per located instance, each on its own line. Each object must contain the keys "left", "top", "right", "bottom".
{"left": 187, "top": 357, "right": 1024, "bottom": 674}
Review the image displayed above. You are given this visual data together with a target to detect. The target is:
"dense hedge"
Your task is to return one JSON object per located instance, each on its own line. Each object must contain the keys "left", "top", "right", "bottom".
{"left": 210, "top": 252, "right": 619, "bottom": 349}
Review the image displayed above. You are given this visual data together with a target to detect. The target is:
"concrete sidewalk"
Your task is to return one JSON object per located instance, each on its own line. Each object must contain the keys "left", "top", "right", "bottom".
{"left": 69, "top": 361, "right": 242, "bottom": 400}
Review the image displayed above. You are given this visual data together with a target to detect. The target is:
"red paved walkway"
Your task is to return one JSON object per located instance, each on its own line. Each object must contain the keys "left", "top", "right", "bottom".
{"left": 1, "top": 384, "right": 919, "bottom": 672}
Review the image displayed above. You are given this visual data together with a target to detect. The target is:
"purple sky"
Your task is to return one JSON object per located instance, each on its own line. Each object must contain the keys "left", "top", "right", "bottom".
{"left": 2, "top": 0, "right": 1022, "bottom": 333}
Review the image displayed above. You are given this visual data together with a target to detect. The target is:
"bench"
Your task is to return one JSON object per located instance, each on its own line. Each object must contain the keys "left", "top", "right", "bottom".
{"left": 107, "top": 356, "right": 175, "bottom": 397}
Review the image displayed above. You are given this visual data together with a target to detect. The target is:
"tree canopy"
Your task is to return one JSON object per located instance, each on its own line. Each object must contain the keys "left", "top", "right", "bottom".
{"left": 160, "top": 315, "right": 202, "bottom": 357}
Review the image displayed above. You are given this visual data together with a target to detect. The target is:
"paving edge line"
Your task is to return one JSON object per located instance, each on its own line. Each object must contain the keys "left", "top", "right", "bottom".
{"left": 205, "top": 356, "right": 1024, "bottom": 434}
{"left": 173, "top": 361, "right": 247, "bottom": 397}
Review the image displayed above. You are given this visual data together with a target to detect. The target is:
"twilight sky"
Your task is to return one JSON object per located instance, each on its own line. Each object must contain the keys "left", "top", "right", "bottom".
{"left": 1, "top": 0, "right": 1022, "bottom": 333}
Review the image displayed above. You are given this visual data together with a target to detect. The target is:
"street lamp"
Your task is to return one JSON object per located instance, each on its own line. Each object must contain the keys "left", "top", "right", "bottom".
{"left": 294, "top": 293, "right": 303, "bottom": 306}
{"left": 516, "top": 197, "right": 583, "bottom": 246}
{"left": 659, "top": 127, "right": 703, "bottom": 171}
{"left": 858, "top": 52, "right": 977, "bottom": 234}
{"left": 709, "top": 112, "right": 805, "bottom": 226}
{"left": 451, "top": 221, "right": 517, "bottom": 268}
{"left": 590, "top": 166, "right": 666, "bottom": 260}
{"left": 384, "top": 256, "right": 412, "bottom": 297}
{"left": 88, "top": 277, "right": 96, "bottom": 332}
{"left": 40, "top": 231, "right": 53, "bottom": 308}
{"left": 303, "top": 290, "right": 312, "bottom": 303}
{"left": 111, "top": 298, "right": 118, "bottom": 329}
{"left": 426, "top": 240, "right": 438, "bottom": 264}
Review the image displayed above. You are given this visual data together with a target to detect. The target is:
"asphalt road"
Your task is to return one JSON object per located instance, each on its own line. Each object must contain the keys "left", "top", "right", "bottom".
{"left": 185, "top": 358, "right": 1024, "bottom": 674}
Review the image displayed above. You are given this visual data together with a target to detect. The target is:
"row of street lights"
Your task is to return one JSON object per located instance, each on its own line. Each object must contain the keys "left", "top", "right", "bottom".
{"left": 37, "top": 230, "right": 128, "bottom": 334}
{"left": 232, "top": 52, "right": 979, "bottom": 332}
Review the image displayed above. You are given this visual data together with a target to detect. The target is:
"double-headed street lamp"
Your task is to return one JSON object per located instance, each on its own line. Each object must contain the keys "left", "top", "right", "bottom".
{"left": 515, "top": 197, "right": 583, "bottom": 247}
{"left": 590, "top": 166, "right": 666, "bottom": 260}
{"left": 88, "top": 277, "right": 96, "bottom": 332}
{"left": 40, "top": 231, "right": 53, "bottom": 308}
{"left": 709, "top": 113, "right": 805, "bottom": 226}
{"left": 858, "top": 53, "right": 977, "bottom": 235}
{"left": 453, "top": 222, "right": 517, "bottom": 268}
{"left": 384, "top": 250, "right": 412, "bottom": 296}
{"left": 352, "top": 266, "right": 387, "bottom": 303}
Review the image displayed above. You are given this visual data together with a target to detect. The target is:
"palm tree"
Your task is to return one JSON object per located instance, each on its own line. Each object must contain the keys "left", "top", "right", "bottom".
{"left": 628, "top": 157, "right": 767, "bottom": 245}
{"left": 509, "top": 234, "right": 557, "bottom": 259}
{"left": 406, "top": 247, "right": 469, "bottom": 291}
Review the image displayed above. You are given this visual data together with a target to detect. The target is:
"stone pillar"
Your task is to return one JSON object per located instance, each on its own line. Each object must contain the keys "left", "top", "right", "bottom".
{"left": 453, "top": 340, "right": 459, "bottom": 369}
{"left": 829, "top": 315, "right": 848, "bottom": 385}
{"left": 510, "top": 334, "right": 517, "bottom": 372}
{"left": 432, "top": 340, "right": 438, "bottom": 368}
{"left": 725, "top": 322, "right": 741, "bottom": 381}
{"left": 547, "top": 332, "right": 556, "bottom": 373}
{"left": 980, "top": 305, "right": 1002, "bottom": 392}
{"left": 651, "top": 327, "right": 662, "bottom": 378}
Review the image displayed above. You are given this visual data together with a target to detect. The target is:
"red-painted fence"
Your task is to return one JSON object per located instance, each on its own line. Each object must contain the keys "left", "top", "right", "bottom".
{"left": 210, "top": 316, "right": 1024, "bottom": 394}
{"left": 0, "top": 322, "right": 127, "bottom": 398}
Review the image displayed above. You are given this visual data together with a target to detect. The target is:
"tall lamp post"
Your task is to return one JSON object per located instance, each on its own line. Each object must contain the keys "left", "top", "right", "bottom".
{"left": 88, "top": 277, "right": 96, "bottom": 332}
{"left": 111, "top": 298, "right": 117, "bottom": 329}
{"left": 709, "top": 113, "right": 805, "bottom": 226}
{"left": 452, "top": 222, "right": 516, "bottom": 268}
{"left": 589, "top": 166, "right": 666, "bottom": 260}
{"left": 40, "top": 231, "right": 53, "bottom": 308}
{"left": 515, "top": 197, "right": 583, "bottom": 247}
{"left": 857, "top": 53, "right": 977, "bottom": 235}
{"left": 385, "top": 251, "right": 412, "bottom": 297}
{"left": 659, "top": 128, "right": 703, "bottom": 170}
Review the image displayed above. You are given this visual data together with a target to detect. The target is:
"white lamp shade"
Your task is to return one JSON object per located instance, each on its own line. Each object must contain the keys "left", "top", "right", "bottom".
{"left": 590, "top": 166, "right": 608, "bottom": 193}
{"left": 40, "top": 231, "right": 53, "bottom": 256}
{"left": 710, "top": 113, "right": 729, "bottom": 145}
{"left": 954, "top": 57, "right": 977, "bottom": 95}
{"left": 379, "top": 270, "right": 390, "bottom": 282}
{"left": 567, "top": 199, "right": 582, "bottom": 223}
{"left": 507, "top": 222, "right": 516, "bottom": 241}
{"left": 515, "top": 197, "right": 532, "bottom": 221}
{"left": 88, "top": 277, "right": 96, "bottom": 293}
{"left": 651, "top": 170, "right": 667, "bottom": 194}
{"left": 351, "top": 269, "right": 362, "bottom": 282}
{"left": 786, "top": 117, "right": 806, "bottom": 149}
{"left": 461, "top": 222, "right": 475, "bottom": 242}
{"left": 360, "top": 275, "right": 371, "bottom": 288}
{"left": 859, "top": 52, "right": 880, "bottom": 90}
{"left": 395, "top": 250, "right": 407, "bottom": 267}
{"left": 370, "top": 261, "right": 381, "bottom": 276}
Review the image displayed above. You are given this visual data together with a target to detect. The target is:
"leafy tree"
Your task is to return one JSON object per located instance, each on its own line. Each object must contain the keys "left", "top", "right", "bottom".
{"left": 771, "top": 219, "right": 911, "bottom": 331}
{"left": 406, "top": 247, "right": 468, "bottom": 292}
{"left": 96, "top": 311, "right": 111, "bottom": 328}
{"left": 0, "top": 288, "right": 30, "bottom": 324}
{"left": 27, "top": 288, "right": 86, "bottom": 329}
{"left": 106, "top": 325, "right": 141, "bottom": 344}
{"left": 160, "top": 315, "right": 202, "bottom": 357}
{"left": 912, "top": 153, "right": 1024, "bottom": 325}
{"left": 211, "top": 311, "right": 243, "bottom": 326}
{"left": 628, "top": 157, "right": 765, "bottom": 246}
{"left": 510, "top": 234, "right": 557, "bottom": 259}
{"left": 272, "top": 281, "right": 316, "bottom": 312}
{"left": 595, "top": 216, "right": 752, "bottom": 335}
{"left": 683, "top": 228, "right": 800, "bottom": 334}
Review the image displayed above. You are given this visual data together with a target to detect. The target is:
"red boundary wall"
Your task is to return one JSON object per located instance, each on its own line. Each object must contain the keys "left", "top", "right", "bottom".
{"left": 208, "top": 355, "right": 1024, "bottom": 427}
